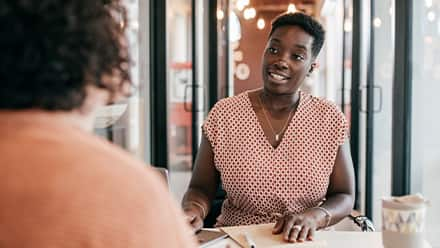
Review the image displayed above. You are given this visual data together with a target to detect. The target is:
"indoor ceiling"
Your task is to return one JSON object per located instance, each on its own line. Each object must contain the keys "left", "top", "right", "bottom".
{"left": 249, "top": 0, "right": 325, "bottom": 17}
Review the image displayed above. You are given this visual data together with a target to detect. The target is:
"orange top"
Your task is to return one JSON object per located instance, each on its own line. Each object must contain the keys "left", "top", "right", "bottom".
{"left": 0, "top": 111, "right": 196, "bottom": 248}
{"left": 203, "top": 91, "right": 348, "bottom": 226}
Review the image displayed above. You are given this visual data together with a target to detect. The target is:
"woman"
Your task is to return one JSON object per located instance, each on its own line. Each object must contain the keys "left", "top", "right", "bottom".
{"left": 182, "top": 12, "right": 355, "bottom": 243}
{"left": 0, "top": 1, "right": 195, "bottom": 247}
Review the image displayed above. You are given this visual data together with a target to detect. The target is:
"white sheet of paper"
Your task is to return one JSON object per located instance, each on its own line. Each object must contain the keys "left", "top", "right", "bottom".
{"left": 221, "top": 223, "right": 327, "bottom": 248}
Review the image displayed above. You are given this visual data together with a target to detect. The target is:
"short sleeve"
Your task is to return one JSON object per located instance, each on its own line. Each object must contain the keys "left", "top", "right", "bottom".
{"left": 337, "top": 111, "right": 349, "bottom": 146}
{"left": 201, "top": 102, "right": 221, "bottom": 149}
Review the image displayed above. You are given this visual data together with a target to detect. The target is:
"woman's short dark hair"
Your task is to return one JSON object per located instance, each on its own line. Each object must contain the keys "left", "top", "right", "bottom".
{"left": 0, "top": 0, "right": 131, "bottom": 110}
{"left": 269, "top": 12, "right": 325, "bottom": 58}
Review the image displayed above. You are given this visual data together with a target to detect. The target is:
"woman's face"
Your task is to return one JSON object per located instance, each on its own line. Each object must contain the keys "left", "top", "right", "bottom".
{"left": 261, "top": 25, "right": 316, "bottom": 95}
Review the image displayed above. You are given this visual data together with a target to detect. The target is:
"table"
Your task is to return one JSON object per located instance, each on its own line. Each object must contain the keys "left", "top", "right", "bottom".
{"left": 203, "top": 231, "right": 432, "bottom": 248}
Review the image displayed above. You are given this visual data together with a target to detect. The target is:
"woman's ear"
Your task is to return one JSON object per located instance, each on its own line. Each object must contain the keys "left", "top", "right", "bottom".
{"left": 307, "top": 62, "right": 319, "bottom": 76}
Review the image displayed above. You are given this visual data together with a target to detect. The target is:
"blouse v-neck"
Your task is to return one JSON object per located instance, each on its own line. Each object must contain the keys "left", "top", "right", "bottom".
{"left": 245, "top": 91, "right": 304, "bottom": 150}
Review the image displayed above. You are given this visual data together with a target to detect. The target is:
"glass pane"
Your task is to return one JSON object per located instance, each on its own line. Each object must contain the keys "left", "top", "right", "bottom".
{"left": 93, "top": 0, "right": 150, "bottom": 161}
{"left": 411, "top": 0, "right": 440, "bottom": 246}
{"left": 230, "top": 0, "right": 345, "bottom": 102}
{"left": 371, "top": 0, "right": 394, "bottom": 226}
{"left": 342, "top": 1, "right": 353, "bottom": 117}
{"left": 166, "top": 0, "right": 193, "bottom": 201}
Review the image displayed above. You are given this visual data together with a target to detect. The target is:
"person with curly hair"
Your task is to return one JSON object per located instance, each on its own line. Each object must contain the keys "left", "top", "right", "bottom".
{"left": 182, "top": 12, "right": 355, "bottom": 243}
{"left": 0, "top": 1, "right": 196, "bottom": 247}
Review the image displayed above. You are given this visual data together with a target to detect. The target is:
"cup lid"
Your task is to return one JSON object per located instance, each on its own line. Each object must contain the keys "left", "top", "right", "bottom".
{"left": 382, "top": 193, "right": 430, "bottom": 210}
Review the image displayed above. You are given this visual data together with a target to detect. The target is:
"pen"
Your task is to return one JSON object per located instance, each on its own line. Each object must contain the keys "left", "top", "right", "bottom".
{"left": 244, "top": 232, "right": 257, "bottom": 248}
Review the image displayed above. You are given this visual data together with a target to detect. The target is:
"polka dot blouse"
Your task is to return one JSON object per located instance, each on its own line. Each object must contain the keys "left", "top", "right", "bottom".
{"left": 202, "top": 90, "right": 349, "bottom": 227}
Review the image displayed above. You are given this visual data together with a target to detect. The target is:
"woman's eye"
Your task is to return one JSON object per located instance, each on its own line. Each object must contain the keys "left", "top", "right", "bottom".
{"left": 268, "top": 47, "right": 278, "bottom": 54}
{"left": 292, "top": 54, "right": 305, "bottom": 61}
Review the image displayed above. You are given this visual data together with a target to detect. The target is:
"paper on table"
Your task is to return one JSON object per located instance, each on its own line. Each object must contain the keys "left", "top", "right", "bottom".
{"left": 197, "top": 228, "right": 229, "bottom": 248}
{"left": 221, "top": 223, "right": 327, "bottom": 248}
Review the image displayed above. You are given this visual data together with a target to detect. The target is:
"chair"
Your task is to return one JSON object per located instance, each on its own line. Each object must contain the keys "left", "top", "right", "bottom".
{"left": 203, "top": 184, "right": 226, "bottom": 227}
{"left": 333, "top": 210, "right": 375, "bottom": 232}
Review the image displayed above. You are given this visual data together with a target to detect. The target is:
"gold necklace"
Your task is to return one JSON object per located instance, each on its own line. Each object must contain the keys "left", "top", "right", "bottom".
{"left": 258, "top": 94, "right": 295, "bottom": 142}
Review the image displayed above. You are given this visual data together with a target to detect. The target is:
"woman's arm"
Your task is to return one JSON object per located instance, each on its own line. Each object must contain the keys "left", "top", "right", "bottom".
{"left": 181, "top": 134, "right": 220, "bottom": 232}
{"left": 273, "top": 138, "right": 355, "bottom": 242}
{"left": 319, "top": 137, "right": 356, "bottom": 225}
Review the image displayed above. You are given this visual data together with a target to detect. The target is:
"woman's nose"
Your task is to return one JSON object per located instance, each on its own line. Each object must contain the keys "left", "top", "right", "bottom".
{"left": 274, "top": 59, "right": 289, "bottom": 70}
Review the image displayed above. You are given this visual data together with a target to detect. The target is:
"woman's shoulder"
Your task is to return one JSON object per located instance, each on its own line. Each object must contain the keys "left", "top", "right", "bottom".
{"left": 301, "top": 91, "right": 344, "bottom": 116}
{"left": 211, "top": 91, "right": 250, "bottom": 112}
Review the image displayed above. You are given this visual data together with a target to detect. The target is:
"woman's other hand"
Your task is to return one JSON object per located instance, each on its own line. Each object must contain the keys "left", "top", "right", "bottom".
{"left": 183, "top": 206, "right": 204, "bottom": 232}
{"left": 272, "top": 209, "right": 326, "bottom": 243}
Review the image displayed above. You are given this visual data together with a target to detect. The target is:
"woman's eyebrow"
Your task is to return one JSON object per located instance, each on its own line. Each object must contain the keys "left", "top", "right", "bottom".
{"left": 293, "top": 44, "right": 307, "bottom": 52}
{"left": 269, "top": 38, "right": 281, "bottom": 44}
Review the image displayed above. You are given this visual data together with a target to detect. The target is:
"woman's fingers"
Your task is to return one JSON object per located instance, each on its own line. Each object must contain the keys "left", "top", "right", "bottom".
{"left": 272, "top": 218, "right": 285, "bottom": 234}
{"left": 183, "top": 209, "right": 203, "bottom": 232}
{"left": 287, "top": 224, "right": 302, "bottom": 242}
{"left": 186, "top": 213, "right": 196, "bottom": 223}
{"left": 307, "top": 227, "right": 316, "bottom": 241}
{"left": 282, "top": 217, "right": 295, "bottom": 241}
{"left": 297, "top": 226, "right": 309, "bottom": 242}
{"left": 272, "top": 213, "right": 319, "bottom": 243}
{"left": 191, "top": 217, "right": 203, "bottom": 232}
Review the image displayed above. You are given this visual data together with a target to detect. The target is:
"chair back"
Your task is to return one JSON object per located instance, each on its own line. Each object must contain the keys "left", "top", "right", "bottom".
{"left": 333, "top": 210, "right": 375, "bottom": 232}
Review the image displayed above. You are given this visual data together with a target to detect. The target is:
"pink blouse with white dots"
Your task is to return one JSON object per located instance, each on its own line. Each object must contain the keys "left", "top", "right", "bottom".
{"left": 202, "top": 90, "right": 349, "bottom": 227}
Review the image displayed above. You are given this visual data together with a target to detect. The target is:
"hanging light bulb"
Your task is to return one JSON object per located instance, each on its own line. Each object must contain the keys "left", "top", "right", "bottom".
{"left": 236, "top": 2, "right": 245, "bottom": 11}
{"left": 257, "top": 18, "right": 266, "bottom": 30}
{"left": 217, "top": 9, "right": 224, "bottom": 20}
{"left": 428, "top": 11, "right": 436, "bottom": 22}
{"left": 236, "top": 0, "right": 248, "bottom": 11}
{"left": 373, "top": 17, "right": 382, "bottom": 28}
{"left": 287, "top": 4, "right": 297, "bottom": 13}
{"left": 425, "top": 0, "right": 433, "bottom": 8}
{"left": 243, "top": 7, "right": 256, "bottom": 20}
{"left": 344, "top": 19, "right": 352, "bottom": 32}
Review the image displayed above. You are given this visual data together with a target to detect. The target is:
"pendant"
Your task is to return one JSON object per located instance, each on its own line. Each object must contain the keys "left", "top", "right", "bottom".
{"left": 275, "top": 134, "right": 279, "bottom": 141}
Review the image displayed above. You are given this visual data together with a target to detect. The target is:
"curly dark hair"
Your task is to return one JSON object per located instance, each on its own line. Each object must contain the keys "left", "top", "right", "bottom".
{"left": 269, "top": 12, "right": 325, "bottom": 58}
{"left": 0, "top": 0, "right": 131, "bottom": 110}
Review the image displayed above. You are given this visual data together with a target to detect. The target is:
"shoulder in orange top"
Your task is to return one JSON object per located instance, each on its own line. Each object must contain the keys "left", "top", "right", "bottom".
{"left": 0, "top": 111, "right": 197, "bottom": 248}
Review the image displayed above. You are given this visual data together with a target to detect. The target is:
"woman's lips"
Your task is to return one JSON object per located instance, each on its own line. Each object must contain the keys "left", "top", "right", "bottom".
{"left": 267, "top": 71, "right": 290, "bottom": 83}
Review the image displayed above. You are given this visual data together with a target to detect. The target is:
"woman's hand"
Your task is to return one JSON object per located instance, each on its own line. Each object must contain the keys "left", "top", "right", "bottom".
{"left": 183, "top": 206, "right": 204, "bottom": 233}
{"left": 272, "top": 209, "right": 325, "bottom": 243}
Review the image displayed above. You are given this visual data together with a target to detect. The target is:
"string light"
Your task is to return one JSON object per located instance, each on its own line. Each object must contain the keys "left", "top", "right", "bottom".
{"left": 236, "top": 0, "right": 249, "bottom": 11}
{"left": 373, "top": 17, "right": 382, "bottom": 28}
{"left": 217, "top": 9, "right": 224, "bottom": 20}
{"left": 243, "top": 7, "right": 256, "bottom": 20}
{"left": 428, "top": 11, "right": 436, "bottom": 22}
{"left": 257, "top": 18, "right": 265, "bottom": 30}
{"left": 425, "top": 0, "right": 433, "bottom": 8}
{"left": 344, "top": 19, "right": 352, "bottom": 32}
{"left": 287, "top": 4, "right": 297, "bottom": 13}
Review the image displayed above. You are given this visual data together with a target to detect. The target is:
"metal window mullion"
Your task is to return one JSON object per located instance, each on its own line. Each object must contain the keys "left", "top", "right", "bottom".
{"left": 150, "top": 0, "right": 168, "bottom": 168}
{"left": 208, "top": 0, "right": 219, "bottom": 109}
{"left": 350, "top": 0, "right": 362, "bottom": 211}
{"left": 391, "top": 0, "right": 413, "bottom": 196}
{"left": 365, "top": 0, "right": 375, "bottom": 220}
{"left": 191, "top": 0, "right": 199, "bottom": 163}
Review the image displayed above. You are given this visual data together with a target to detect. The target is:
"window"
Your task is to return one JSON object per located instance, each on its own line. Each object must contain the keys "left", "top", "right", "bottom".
{"left": 411, "top": 0, "right": 440, "bottom": 245}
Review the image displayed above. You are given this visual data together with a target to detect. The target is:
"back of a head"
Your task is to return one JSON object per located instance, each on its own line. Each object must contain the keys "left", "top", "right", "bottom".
{"left": 269, "top": 12, "right": 325, "bottom": 58}
{"left": 0, "top": 0, "right": 131, "bottom": 111}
